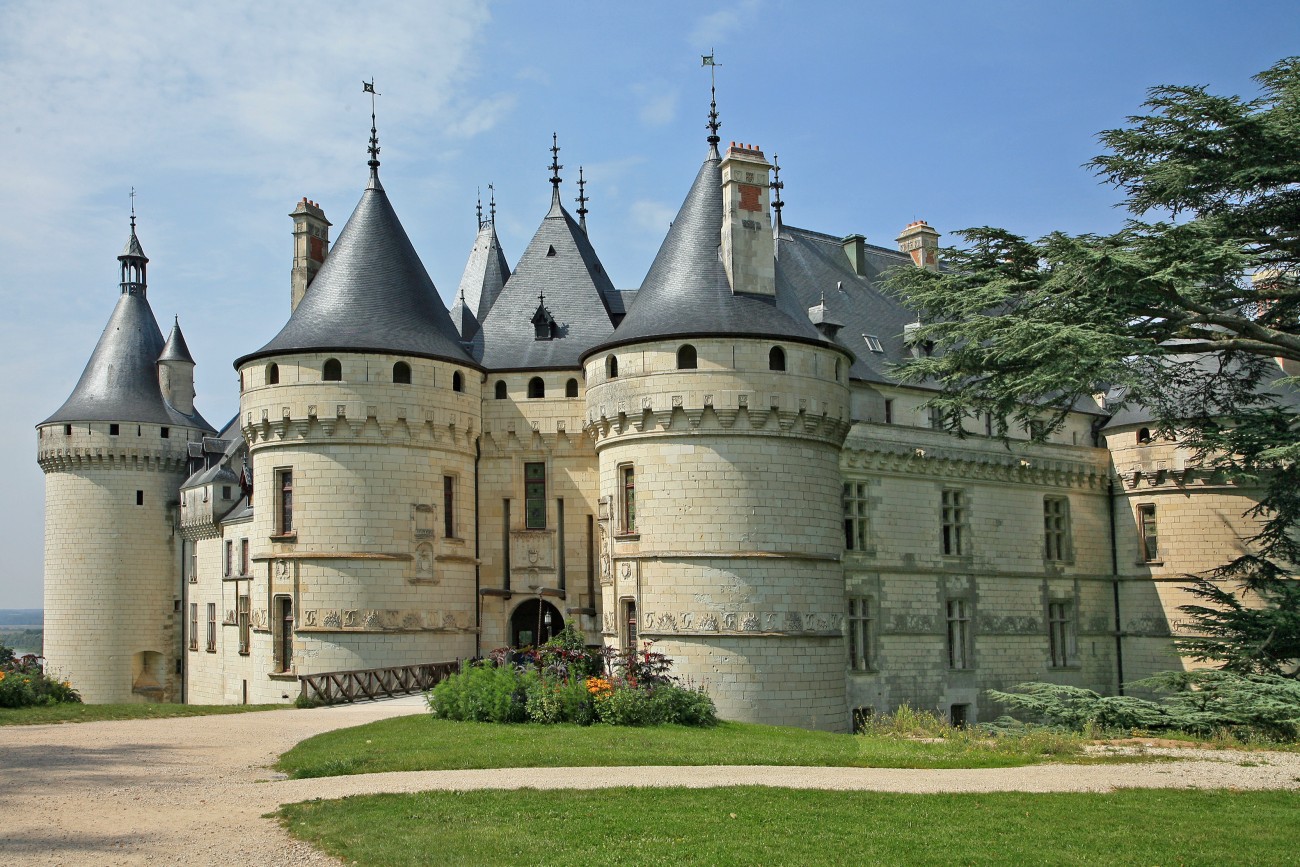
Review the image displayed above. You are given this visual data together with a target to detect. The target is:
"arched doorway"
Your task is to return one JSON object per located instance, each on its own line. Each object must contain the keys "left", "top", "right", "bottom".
{"left": 510, "top": 598, "right": 564, "bottom": 648}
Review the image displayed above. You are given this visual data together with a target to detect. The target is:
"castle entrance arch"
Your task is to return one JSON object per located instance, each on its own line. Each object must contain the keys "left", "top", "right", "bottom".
{"left": 510, "top": 598, "right": 564, "bottom": 648}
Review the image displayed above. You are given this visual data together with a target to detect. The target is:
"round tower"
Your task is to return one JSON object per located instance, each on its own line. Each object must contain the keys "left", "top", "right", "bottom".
{"left": 37, "top": 218, "right": 213, "bottom": 702}
{"left": 583, "top": 129, "right": 854, "bottom": 730}
{"left": 232, "top": 129, "right": 482, "bottom": 680}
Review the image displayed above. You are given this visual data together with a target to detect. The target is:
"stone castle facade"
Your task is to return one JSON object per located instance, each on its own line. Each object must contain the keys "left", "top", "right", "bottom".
{"left": 37, "top": 111, "right": 1277, "bottom": 730}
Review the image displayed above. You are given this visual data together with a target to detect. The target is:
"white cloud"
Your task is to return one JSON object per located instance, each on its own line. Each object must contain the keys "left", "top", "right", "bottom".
{"left": 689, "top": 0, "right": 761, "bottom": 49}
{"left": 635, "top": 86, "right": 678, "bottom": 127}
{"left": 629, "top": 199, "right": 677, "bottom": 235}
{"left": 445, "top": 93, "right": 519, "bottom": 138}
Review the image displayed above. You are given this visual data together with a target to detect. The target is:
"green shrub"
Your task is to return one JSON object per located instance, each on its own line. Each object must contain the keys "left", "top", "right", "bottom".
{"left": 526, "top": 677, "right": 595, "bottom": 725}
{"left": 428, "top": 661, "right": 536, "bottom": 723}
{"left": 649, "top": 684, "right": 718, "bottom": 727}
{"left": 0, "top": 651, "right": 81, "bottom": 709}
{"left": 594, "top": 684, "right": 661, "bottom": 726}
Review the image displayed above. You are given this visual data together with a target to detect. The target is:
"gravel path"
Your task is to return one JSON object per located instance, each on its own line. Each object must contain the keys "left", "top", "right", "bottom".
{"left": 2, "top": 698, "right": 1298, "bottom": 866}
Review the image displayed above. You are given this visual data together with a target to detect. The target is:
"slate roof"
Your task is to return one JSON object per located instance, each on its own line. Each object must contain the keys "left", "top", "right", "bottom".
{"left": 159, "top": 317, "right": 195, "bottom": 364}
{"left": 235, "top": 172, "right": 475, "bottom": 369}
{"left": 588, "top": 147, "right": 830, "bottom": 357}
{"left": 472, "top": 189, "right": 618, "bottom": 370}
{"left": 453, "top": 220, "right": 511, "bottom": 331}
{"left": 1101, "top": 352, "right": 1300, "bottom": 429}
{"left": 41, "top": 230, "right": 213, "bottom": 431}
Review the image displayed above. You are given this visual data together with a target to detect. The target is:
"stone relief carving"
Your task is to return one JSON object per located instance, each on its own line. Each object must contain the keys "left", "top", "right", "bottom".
{"left": 253, "top": 609, "right": 268, "bottom": 629}
{"left": 304, "top": 609, "right": 318, "bottom": 627}
{"left": 415, "top": 543, "right": 434, "bottom": 577}
{"left": 632, "top": 610, "right": 846, "bottom": 636}
{"left": 699, "top": 613, "right": 719, "bottom": 632}
{"left": 343, "top": 609, "right": 359, "bottom": 628}
{"left": 602, "top": 612, "right": 615, "bottom": 633}
{"left": 323, "top": 610, "right": 341, "bottom": 628}
{"left": 741, "top": 614, "right": 760, "bottom": 632}
{"left": 274, "top": 559, "right": 289, "bottom": 579}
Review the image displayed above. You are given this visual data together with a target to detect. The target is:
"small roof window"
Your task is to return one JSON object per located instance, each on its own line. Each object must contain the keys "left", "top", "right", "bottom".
{"left": 863, "top": 334, "right": 884, "bottom": 353}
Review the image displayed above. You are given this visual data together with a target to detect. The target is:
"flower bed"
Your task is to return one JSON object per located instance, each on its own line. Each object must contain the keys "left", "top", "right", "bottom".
{"left": 428, "top": 628, "right": 716, "bottom": 727}
{"left": 0, "top": 643, "right": 81, "bottom": 708}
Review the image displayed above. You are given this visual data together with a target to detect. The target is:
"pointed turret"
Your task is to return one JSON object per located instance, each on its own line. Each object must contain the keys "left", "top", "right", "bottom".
{"left": 159, "top": 317, "right": 197, "bottom": 414}
{"left": 42, "top": 219, "right": 211, "bottom": 429}
{"left": 452, "top": 190, "right": 511, "bottom": 337}
{"left": 474, "top": 136, "right": 618, "bottom": 370}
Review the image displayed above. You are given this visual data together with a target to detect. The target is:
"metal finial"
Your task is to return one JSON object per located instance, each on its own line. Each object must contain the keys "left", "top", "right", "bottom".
{"left": 129, "top": 187, "right": 136, "bottom": 230}
{"left": 488, "top": 183, "right": 496, "bottom": 224}
{"left": 575, "top": 166, "right": 589, "bottom": 232}
{"left": 539, "top": 290, "right": 546, "bottom": 308}
{"left": 549, "top": 133, "right": 563, "bottom": 189}
{"left": 363, "top": 79, "right": 381, "bottom": 173}
{"left": 476, "top": 187, "right": 483, "bottom": 230}
{"left": 771, "top": 154, "right": 785, "bottom": 214}
{"left": 702, "top": 52, "right": 721, "bottom": 147}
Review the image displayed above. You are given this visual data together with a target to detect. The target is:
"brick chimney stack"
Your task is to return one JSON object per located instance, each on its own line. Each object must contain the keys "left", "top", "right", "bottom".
{"left": 290, "top": 198, "right": 331, "bottom": 312}
{"left": 896, "top": 220, "right": 940, "bottom": 271}
{"left": 720, "top": 142, "right": 776, "bottom": 298}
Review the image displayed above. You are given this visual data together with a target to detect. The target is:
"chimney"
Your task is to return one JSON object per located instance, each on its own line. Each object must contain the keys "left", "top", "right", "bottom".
{"left": 841, "top": 234, "right": 867, "bottom": 276}
{"left": 720, "top": 142, "right": 775, "bottom": 298}
{"left": 290, "top": 198, "right": 331, "bottom": 312}
{"left": 896, "top": 220, "right": 940, "bottom": 271}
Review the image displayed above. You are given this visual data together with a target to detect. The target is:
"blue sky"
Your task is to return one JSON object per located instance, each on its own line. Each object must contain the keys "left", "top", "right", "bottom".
{"left": 2, "top": 0, "right": 1297, "bottom": 608}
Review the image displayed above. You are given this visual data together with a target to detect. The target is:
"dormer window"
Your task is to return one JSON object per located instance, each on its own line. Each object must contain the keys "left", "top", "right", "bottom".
{"left": 532, "top": 297, "right": 557, "bottom": 340}
{"left": 863, "top": 335, "right": 884, "bottom": 353}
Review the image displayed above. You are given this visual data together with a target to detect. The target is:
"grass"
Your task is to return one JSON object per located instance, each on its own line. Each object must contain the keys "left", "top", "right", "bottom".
{"left": 277, "top": 787, "right": 1300, "bottom": 866}
{"left": 0, "top": 702, "right": 287, "bottom": 726}
{"left": 277, "top": 710, "right": 1102, "bottom": 779}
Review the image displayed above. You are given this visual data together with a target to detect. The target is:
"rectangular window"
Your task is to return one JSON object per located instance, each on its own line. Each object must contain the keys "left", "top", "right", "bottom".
{"left": 222, "top": 485, "right": 232, "bottom": 500}
{"left": 984, "top": 413, "right": 994, "bottom": 437}
{"left": 237, "top": 594, "right": 251, "bottom": 655}
{"left": 110, "top": 423, "right": 120, "bottom": 436}
{"left": 863, "top": 334, "right": 884, "bottom": 353}
{"left": 161, "top": 426, "right": 170, "bottom": 439}
{"left": 883, "top": 399, "right": 894, "bottom": 425}
{"left": 947, "top": 599, "right": 971, "bottom": 669}
{"left": 135, "top": 490, "right": 144, "bottom": 506}
{"left": 502, "top": 499, "right": 512, "bottom": 591}
{"left": 621, "top": 465, "right": 636, "bottom": 533}
{"left": 189, "top": 603, "right": 198, "bottom": 651}
{"left": 240, "top": 539, "right": 250, "bottom": 576}
{"left": 206, "top": 603, "right": 217, "bottom": 652}
{"left": 224, "top": 540, "right": 233, "bottom": 577}
{"left": 929, "top": 406, "right": 945, "bottom": 430}
{"left": 843, "top": 482, "right": 869, "bottom": 551}
{"left": 524, "top": 462, "right": 547, "bottom": 529}
{"left": 274, "top": 596, "right": 293, "bottom": 672}
{"left": 1138, "top": 504, "right": 1159, "bottom": 562}
{"left": 189, "top": 542, "right": 198, "bottom": 584}
{"left": 1029, "top": 419, "right": 1046, "bottom": 440}
{"left": 443, "top": 476, "right": 455, "bottom": 538}
{"left": 1044, "top": 497, "right": 1069, "bottom": 562}
{"left": 941, "top": 489, "right": 967, "bottom": 556}
{"left": 64, "top": 424, "right": 72, "bottom": 436}
{"left": 276, "top": 469, "right": 294, "bottom": 535}
{"left": 847, "top": 597, "right": 873, "bottom": 670}
{"left": 1048, "top": 601, "right": 1074, "bottom": 668}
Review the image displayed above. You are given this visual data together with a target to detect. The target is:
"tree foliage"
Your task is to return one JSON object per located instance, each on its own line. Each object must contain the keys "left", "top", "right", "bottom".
{"left": 887, "top": 58, "right": 1300, "bottom": 675}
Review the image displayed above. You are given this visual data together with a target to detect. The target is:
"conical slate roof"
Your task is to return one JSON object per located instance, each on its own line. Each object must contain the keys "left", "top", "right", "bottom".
{"left": 41, "top": 288, "right": 212, "bottom": 430}
{"left": 455, "top": 220, "right": 510, "bottom": 325}
{"left": 159, "top": 317, "right": 195, "bottom": 364}
{"left": 235, "top": 174, "right": 475, "bottom": 368}
{"left": 590, "top": 147, "right": 825, "bottom": 356}
{"left": 473, "top": 190, "right": 617, "bottom": 370}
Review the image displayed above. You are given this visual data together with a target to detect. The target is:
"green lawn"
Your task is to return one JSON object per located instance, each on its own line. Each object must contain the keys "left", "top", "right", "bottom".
{"left": 278, "top": 787, "right": 1300, "bottom": 866}
{"left": 0, "top": 702, "right": 287, "bottom": 726}
{"left": 277, "top": 715, "right": 1100, "bottom": 778}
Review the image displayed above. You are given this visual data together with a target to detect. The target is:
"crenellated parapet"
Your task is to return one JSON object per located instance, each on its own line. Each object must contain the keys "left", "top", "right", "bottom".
{"left": 36, "top": 423, "right": 198, "bottom": 474}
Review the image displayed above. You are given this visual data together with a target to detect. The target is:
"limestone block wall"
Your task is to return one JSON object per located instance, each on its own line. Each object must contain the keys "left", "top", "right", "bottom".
{"left": 235, "top": 352, "right": 481, "bottom": 687}
{"left": 585, "top": 337, "right": 853, "bottom": 730}
{"left": 1105, "top": 426, "right": 1271, "bottom": 684}
{"left": 479, "top": 369, "right": 601, "bottom": 651}
{"left": 38, "top": 421, "right": 204, "bottom": 703}
{"left": 841, "top": 419, "right": 1117, "bottom": 723}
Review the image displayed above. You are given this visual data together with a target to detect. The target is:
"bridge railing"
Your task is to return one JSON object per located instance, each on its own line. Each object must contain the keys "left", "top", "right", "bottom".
{"left": 298, "top": 660, "right": 461, "bottom": 705}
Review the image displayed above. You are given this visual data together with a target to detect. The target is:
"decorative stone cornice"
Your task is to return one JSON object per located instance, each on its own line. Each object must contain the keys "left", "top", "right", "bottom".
{"left": 841, "top": 437, "right": 1109, "bottom": 492}
{"left": 242, "top": 406, "right": 477, "bottom": 452}
{"left": 584, "top": 403, "right": 851, "bottom": 448}
{"left": 37, "top": 446, "right": 191, "bottom": 474}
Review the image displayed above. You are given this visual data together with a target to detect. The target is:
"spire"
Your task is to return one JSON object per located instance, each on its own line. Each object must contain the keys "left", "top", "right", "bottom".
{"left": 363, "top": 79, "right": 381, "bottom": 184}
{"left": 575, "top": 166, "right": 589, "bottom": 234}
{"left": 548, "top": 132, "right": 563, "bottom": 208}
{"left": 702, "top": 52, "right": 721, "bottom": 153}
{"left": 771, "top": 153, "right": 785, "bottom": 236}
{"left": 118, "top": 196, "right": 148, "bottom": 297}
{"left": 489, "top": 183, "right": 497, "bottom": 225}
{"left": 159, "top": 315, "right": 195, "bottom": 364}
{"left": 476, "top": 188, "right": 484, "bottom": 230}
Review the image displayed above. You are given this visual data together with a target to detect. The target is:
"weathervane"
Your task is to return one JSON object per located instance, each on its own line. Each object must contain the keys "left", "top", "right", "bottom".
{"left": 476, "top": 187, "right": 484, "bottom": 229}
{"left": 363, "top": 78, "right": 381, "bottom": 172}
{"left": 488, "top": 183, "right": 497, "bottom": 224}
{"left": 702, "top": 51, "right": 721, "bottom": 147}
{"left": 129, "top": 187, "right": 137, "bottom": 231}
{"left": 771, "top": 153, "right": 785, "bottom": 225}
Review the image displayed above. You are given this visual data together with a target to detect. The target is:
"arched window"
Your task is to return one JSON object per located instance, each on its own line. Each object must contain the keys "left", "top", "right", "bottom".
{"left": 495, "top": 380, "right": 508, "bottom": 400}
{"left": 1137, "top": 427, "right": 1151, "bottom": 444}
{"left": 834, "top": 359, "right": 841, "bottom": 381}
{"left": 393, "top": 361, "right": 411, "bottom": 384}
{"left": 769, "top": 346, "right": 786, "bottom": 371}
{"left": 323, "top": 358, "right": 342, "bottom": 381}
{"left": 452, "top": 371, "right": 464, "bottom": 393}
{"left": 528, "top": 377, "right": 545, "bottom": 399}
{"left": 677, "top": 344, "right": 697, "bottom": 370}
{"left": 606, "top": 356, "right": 618, "bottom": 379}
{"left": 267, "top": 362, "right": 279, "bottom": 385}
{"left": 565, "top": 378, "right": 579, "bottom": 398}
